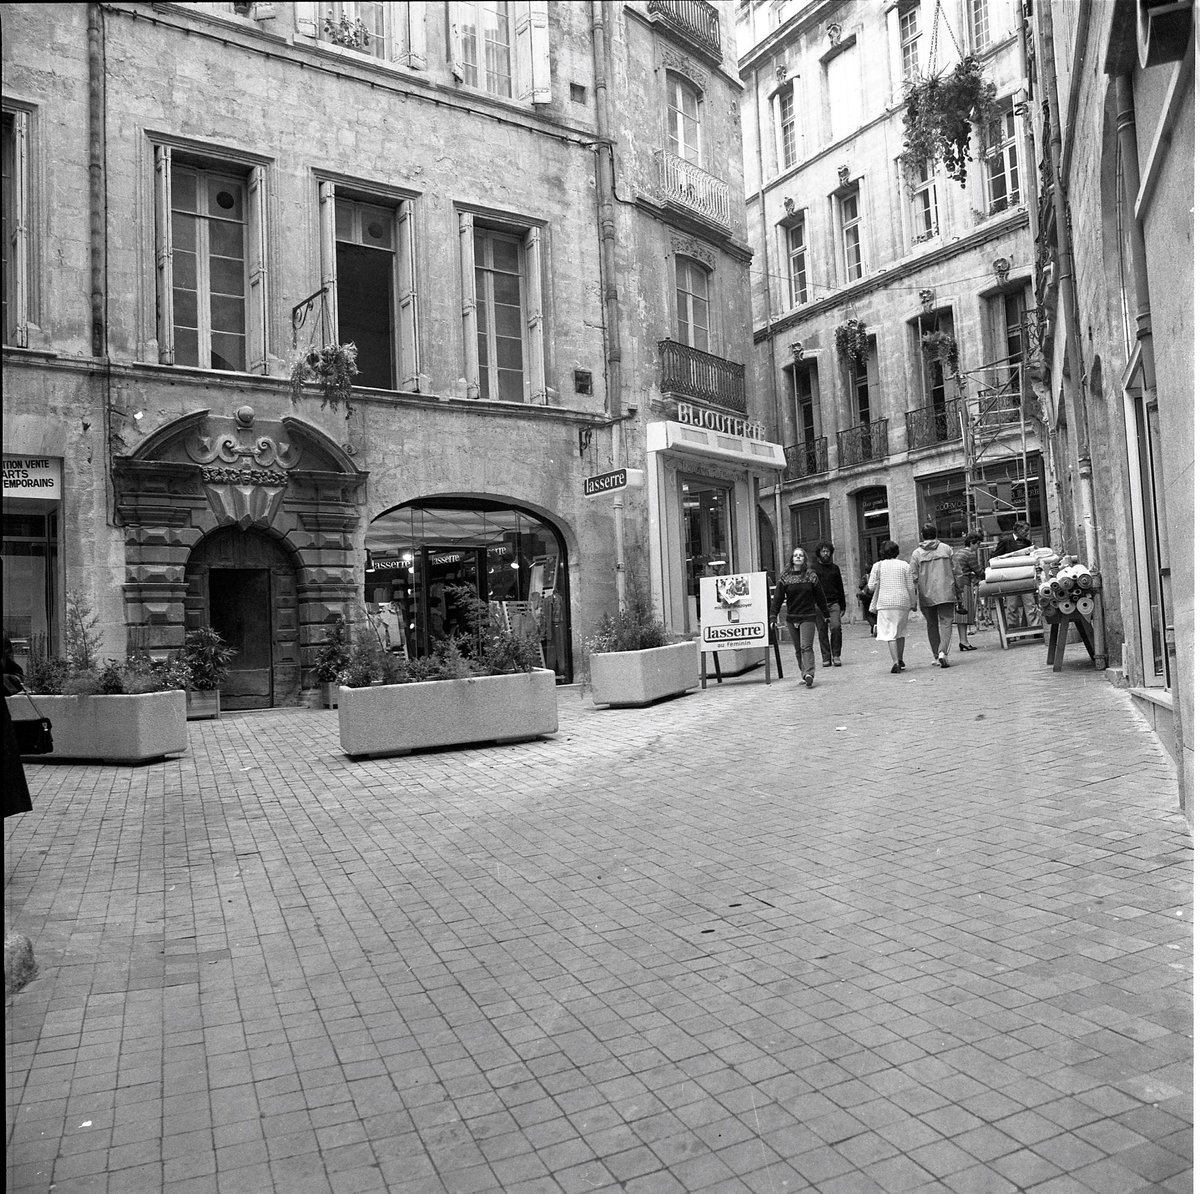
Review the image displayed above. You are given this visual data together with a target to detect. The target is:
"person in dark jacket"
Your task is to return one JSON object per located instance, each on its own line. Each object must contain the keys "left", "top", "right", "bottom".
{"left": 770, "top": 547, "right": 830, "bottom": 689}
{"left": 811, "top": 540, "right": 847, "bottom": 667}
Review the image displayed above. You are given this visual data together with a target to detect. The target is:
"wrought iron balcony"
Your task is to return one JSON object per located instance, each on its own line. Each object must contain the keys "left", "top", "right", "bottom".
{"left": 654, "top": 150, "right": 730, "bottom": 231}
{"left": 906, "top": 399, "right": 962, "bottom": 450}
{"left": 658, "top": 339, "right": 746, "bottom": 413}
{"left": 975, "top": 387, "right": 1023, "bottom": 426}
{"left": 837, "top": 418, "right": 889, "bottom": 468}
{"left": 784, "top": 438, "right": 829, "bottom": 481}
{"left": 647, "top": 0, "right": 721, "bottom": 62}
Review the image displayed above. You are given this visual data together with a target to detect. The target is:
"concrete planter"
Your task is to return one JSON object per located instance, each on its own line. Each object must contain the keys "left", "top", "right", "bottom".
{"left": 186, "top": 688, "right": 221, "bottom": 720}
{"left": 590, "top": 641, "right": 700, "bottom": 707}
{"left": 337, "top": 669, "right": 558, "bottom": 759}
{"left": 10, "top": 690, "right": 188, "bottom": 762}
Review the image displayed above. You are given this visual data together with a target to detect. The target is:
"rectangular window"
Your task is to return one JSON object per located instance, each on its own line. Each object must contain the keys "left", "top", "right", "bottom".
{"left": 786, "top": 219, "right": 807, "bottom": 306}
{"left": 826, "top": 44, "right": 861, "bottom": 142}
{"left": 839, "top": 187, "right": 864, "bottom": 282}
{"left": 778, "top": 86, "right": 797, "bottom": 171}
{"left": 155, "top": 146, "right": 267, "bottom": 372}
{"left": 460, "top": 1, "right": 513, "bottom": 97}
{"left": 899, "top": 3, "right": 921, "bottom": 79}
{"left": 984, "top": 100, "right": 1021, "bottom": 213}
{"left": 2, "top": 109, "right": 29, "bottom": 347}
{"left": 675, "top": 257, "right": 710, "bottom": 351}
{"left": 1, "top": 480, "right": 60, "bottom": 663}
{"left": 852, "top": 357, "right": 871, "bottom": 426}
{"left": 668, "top": 75, "right": 702, "bottom": 166}
{"left": 299, "top": 2, "right": 427, "bottom": 68}
{"left": 910, "top": 159, "right": 939, "bottom": 241}
{"left": 792, "top": 362, "right": 816, "bottom": 445}
{"left": 789, "top": 499, "right": 831, "bottom": 557}
{"left": 457, "top": 211, "right": 545, "bottom": 404}
{"left": 917, "top": 311, "right": 955, "bottom": 409}
{"left": 321, "top": 1, "right": 388, "bottom": 58}
{"left": 968, "top": 0, "right": 990, "bottom": 50}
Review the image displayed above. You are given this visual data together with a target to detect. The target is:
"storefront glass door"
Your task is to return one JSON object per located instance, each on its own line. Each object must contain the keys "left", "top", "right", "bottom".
{"left": 682, "top": 478, "right": 733, "bottom": 632}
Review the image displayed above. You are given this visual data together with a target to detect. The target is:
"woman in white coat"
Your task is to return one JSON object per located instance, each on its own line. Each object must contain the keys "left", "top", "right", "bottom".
{"left": 866, "top": 540, "right": 918, "bottom": 673}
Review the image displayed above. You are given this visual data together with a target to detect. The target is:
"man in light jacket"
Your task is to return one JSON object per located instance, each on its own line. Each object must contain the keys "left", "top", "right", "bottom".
{"left": 910, "top": 522, "right": 957, "bottom": 668}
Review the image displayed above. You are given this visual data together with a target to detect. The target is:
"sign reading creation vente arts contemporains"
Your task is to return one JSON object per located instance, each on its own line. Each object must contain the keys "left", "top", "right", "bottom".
{"left": 3, "top": 456, "right": 62, "bottom": 500}
{"left": 699, "top": 572, "right": 769, "bottom": 649}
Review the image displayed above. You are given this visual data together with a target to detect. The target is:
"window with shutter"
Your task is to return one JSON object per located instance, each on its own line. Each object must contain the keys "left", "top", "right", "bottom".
{"left": 2, "top": 109, "right": 30, "bottom": 348}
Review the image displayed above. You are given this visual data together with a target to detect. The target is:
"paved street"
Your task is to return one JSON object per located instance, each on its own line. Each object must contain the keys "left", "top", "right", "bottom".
{"left": 5, "top": 627, "right": 1192, "bottom": 1194}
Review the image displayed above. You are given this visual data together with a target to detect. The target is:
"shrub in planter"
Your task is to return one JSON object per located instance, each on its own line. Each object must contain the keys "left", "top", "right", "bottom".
{"left": 313, "top": 614, "right": 351, "bottom": 707}
{"left": 585, "top": 594, "right": 699, "bottom": 708}
{"left": 180, "top": 627, "right": 236, "bottom": 720}
{"left": 335, "top": 590, "right": 555, "bottom": 758}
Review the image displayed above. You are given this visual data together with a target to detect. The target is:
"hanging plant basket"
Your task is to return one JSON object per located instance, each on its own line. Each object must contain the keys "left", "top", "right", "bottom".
{"left": 834, "top": 319, "right": 870, "bottom": 371}
{"left": 899, "top": 55, "right": 999, "bottom": 188}
{"left": 289, "top": 342, "right": 359, "bottom": 411}
{"left": 921, "top": 330, "right": 960, "bottom": 375}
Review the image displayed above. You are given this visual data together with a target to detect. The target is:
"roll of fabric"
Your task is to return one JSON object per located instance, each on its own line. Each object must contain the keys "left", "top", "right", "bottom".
{"left": 990, "top": 553, "right": 1038, "bottom": 570}
{"left": 979, "top": 577, "right": 1040, "bottom": 598}
{"left": 1058, "top": 599, "right": 1076, "bottom": 615}
{"left": 984, "top": 565, "right": 1037, "bottom": 584}
{"left": 1075, "top": 572, "right": 1094, "bottom": 591}
{"left": 1076, "top": 596, "right": 1094, "bottom": 616}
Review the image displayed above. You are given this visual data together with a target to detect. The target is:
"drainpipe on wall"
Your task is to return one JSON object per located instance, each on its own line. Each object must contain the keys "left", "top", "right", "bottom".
{"left": 752, "top": 63, "right": 786, "bottom": 574}
{"left": 591, "top": 0, "right": 626, "bottom": 609}
{"left": 1037, "top": 0, "right": 1105, "bottom": 666}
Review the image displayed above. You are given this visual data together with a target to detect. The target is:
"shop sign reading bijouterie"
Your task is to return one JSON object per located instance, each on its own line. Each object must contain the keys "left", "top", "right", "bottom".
{"left": 675, "top": 402, "right": 767, "bottom": 442}
{"left": 3, "top": 456, "right": 62, "bottom": 499}
{"left": 699, "top": 572, "right": 769, "bottom": 648}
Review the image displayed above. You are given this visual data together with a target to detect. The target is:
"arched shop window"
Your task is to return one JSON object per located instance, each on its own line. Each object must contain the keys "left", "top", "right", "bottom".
{"left": 365, "top": 498, "right": 572, "bottom": 683}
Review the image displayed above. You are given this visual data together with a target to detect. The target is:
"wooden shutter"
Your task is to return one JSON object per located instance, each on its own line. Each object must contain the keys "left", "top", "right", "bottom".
{"left": 407, "top": 0, "right": 427, "bottom": 69}
{"left": 153, "top": 143, "right": 174, "bottom": 364}
{"left": 318, "top": 179, "right": 339, "bottom": 344}
{"left": 396, "top": 199, "right": 420, "bottom": 391}
{"left": 524, "top": 226, "right": 546, "bottom": 403}
{"left": 294, "top": 0, "right": 318, "bottom": 37}
{"left": 529, "top": 0, "right": 550, "bottom": 104}
{"left": 458, "top": 211, "right": 479, "bottom": 398}
{"left": 9, "top": 110, "right": 29, "bottom": 348}
{"left": 449, "top": 5, "right": 465, "bottom": 81}
{"left": 247, "top": 165, "right": 269, "bottom": 373}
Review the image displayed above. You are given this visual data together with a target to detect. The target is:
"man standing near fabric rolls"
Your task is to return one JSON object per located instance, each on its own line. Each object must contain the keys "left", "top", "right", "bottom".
{"left": 910, "top": 523, "right": 958, "bottom": 668}
{"left": 992, "top": 520, "right": 1040, "bottom": 629}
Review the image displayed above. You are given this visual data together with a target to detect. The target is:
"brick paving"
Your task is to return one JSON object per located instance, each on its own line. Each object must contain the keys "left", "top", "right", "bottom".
{"left": 5, "top": 628, "right": 1192, "bottom": 1193}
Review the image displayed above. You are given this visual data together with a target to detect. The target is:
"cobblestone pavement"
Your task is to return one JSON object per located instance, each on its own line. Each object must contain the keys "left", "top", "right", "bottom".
{"left": 5, "top": 629, "right": 1192, "bottom": 1193}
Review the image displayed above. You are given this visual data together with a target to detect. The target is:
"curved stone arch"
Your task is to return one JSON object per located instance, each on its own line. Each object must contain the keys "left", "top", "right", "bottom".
{"left": 113, "top": 405, "right": 368, "bottom": 697}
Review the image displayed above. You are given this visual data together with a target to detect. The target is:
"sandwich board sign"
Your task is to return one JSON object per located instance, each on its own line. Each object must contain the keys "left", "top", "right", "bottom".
{"left": 698, "top": 571, "right": 775, "bottom": 684}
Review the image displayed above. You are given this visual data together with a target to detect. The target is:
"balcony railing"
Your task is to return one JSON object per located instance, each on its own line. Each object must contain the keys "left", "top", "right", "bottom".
{"left": 906, "top": 399, "right": 962, "bottom": 450}
{"left": 976, "top": 387, "right": 1023, "bottom": 426}
{"left": 647, "top": 0, "right": 721, "bottom": 61}
{"left": 658, "top": 339, "right": 746, "bottom": 413}
{"left": 784, "top": 438, "right": 829, "bottom": 481}
{"left": 654, "top": 150, "right": 731, "bottom": 231}
{"left": 837, "top": 418, "right": 889, "bottom": 468}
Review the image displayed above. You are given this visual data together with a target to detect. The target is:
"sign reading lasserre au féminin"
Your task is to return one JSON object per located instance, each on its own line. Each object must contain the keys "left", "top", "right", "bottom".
{"left": 699, "top": 572, "right": 770, "bottom": 648}
{"left": 3, "top": 456, "right": 62, "bottom": 499}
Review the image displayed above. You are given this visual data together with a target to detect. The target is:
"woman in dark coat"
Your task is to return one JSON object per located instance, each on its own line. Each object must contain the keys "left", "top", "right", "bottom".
{"left": 770, "top": 547, "right": 830, "bottom": 689}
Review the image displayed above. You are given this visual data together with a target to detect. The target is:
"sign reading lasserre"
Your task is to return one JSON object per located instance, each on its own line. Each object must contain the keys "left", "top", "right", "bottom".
{"left": 584, "top": 467, "right": 644, "bottom": 496}
{"left": 3, "top": 456, "right": 62, "bottom": 499}
{"left": 699, "top": 571, "right": 770, "bottom": 648}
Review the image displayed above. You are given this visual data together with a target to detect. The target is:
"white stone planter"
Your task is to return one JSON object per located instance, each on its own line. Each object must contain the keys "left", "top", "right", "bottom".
{"left": 337, "top": 669, "right": 558, "bottom": 759}
{"left": 9, "top": 690, "right": 188, "bottom": 762}
{"left": 590, "top": 640, "right": 700, "bottom": 708}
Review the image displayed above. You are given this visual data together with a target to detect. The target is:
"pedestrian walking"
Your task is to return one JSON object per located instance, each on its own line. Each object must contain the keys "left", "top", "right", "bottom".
{"left": 951, "top": 531, "right": 985, "bottom": 651}
{"left": 866, "top": 540, "right": 917, "bottom": 673}
{"left": 770, "top": 546, "right": 830, "bottom": 689}
{"left": 910, "top": 522, "right": 957, "bottom": 668}
{"left": 856, "top": 569, "right": 878, "bottom": 636}
{"left": 812, "top": 540, "right": 847, "bottom": 667}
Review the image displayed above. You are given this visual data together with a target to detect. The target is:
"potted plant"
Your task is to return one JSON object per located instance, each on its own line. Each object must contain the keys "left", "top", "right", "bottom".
{"left": 180, "top": 626, "right": 236, "bottom": 721}
{"left": 586, "top": 593, "right": 699, "bottom": 708}
{"left": 899, "top": 55, "right": 999, "bottom": 188}
{"left": 322, "top": 12, "right": 371, "bottom": 50}
{"left": 834, "top": 318, "right": 870, "bottom": 372}
{"left": 312, "top": 614, "right": 351, "bottom": 709}
{"left": 11, "top": 590, "right": 189, "bottom": 762}
{"left": 335, "top": 588, "right": 557, "bottom": 759}
{"left": 921, "top": 329, "right": 961, "bottom": 376}
{"left": 289, "top": 342, "right": 359, "bottom": 411}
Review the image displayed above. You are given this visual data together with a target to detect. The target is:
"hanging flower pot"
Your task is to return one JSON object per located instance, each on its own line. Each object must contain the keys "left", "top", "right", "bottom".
{"left": 834, "top": 319, "right": 870, "bottom": 371}
{"left": 289, "top": 342, "right": 360, "bottom": 411}
{"left": 899, "top": 55, "right": 998, "bottom": 188}
{"left": 921, "top": 329, "right": 960, "bottom": 375}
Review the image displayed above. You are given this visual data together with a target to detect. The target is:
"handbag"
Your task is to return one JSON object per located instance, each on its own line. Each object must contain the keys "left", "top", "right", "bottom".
{"left": 8, "top": 693, "right": 54, "bottom": 755}
{"left": 868, "top": 564, "right": 880, "bottom": 613}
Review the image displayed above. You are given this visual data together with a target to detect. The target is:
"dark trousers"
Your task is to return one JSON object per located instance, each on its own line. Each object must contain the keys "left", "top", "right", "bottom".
{"left": 816, "top": 604, "right": 843, "bottom": 662}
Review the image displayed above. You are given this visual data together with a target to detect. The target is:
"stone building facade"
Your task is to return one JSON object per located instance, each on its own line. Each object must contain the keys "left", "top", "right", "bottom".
{"left": 737, "top": 0, "right": 1046, "bottom": 592}
{"left": 2, "top": 0, "right": 779, "bottom": 706}
{"left": 1024, "top": 0, "right": 1193, "bottom": 818}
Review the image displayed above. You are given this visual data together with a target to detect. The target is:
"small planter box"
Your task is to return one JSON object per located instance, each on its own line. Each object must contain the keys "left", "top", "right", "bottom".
{"left": 590, "top": 641, "right": 700, "bottom": 708}
{"left": 10, "top": 691, "right": 188, "bottom": 763}
{"left": 337, "top": 669, "right": 558, "bottom": 759}
{"left": 186, "top": 689, "right": 221, "bottom": 720}
{"left": 319, "top": 681, "right": 338, "bottom": 710}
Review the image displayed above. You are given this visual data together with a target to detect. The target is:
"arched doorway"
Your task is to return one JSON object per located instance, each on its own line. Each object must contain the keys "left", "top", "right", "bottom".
{"left": 185, "top": 528, "right": 301, "bottom": 709}
{"left": 366, "top": 498, "right": 573, "bottom": 683}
